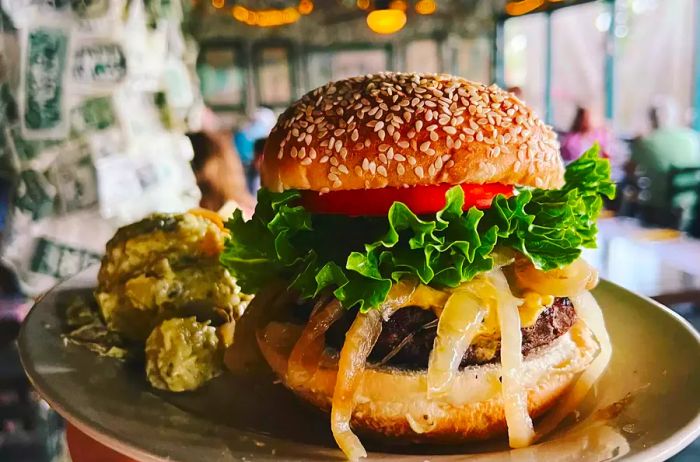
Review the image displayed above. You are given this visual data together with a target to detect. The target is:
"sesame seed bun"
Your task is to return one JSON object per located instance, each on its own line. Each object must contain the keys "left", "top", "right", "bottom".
{"left": 261, "top": 73, "right": 563, "bottom": 193}
{"left": 256, "top": 320, "right": 598, "bottom": 443}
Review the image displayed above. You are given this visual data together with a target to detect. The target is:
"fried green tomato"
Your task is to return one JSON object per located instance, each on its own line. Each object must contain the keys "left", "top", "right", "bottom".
{"left": 96, "top": 258, "right": 251, "bottom": 341}
{"left": 97, "top": 213, "right": 225, "bottom": 291}
{"left": 145, "top": 317, "right": 223, "bottom": 392}
{"left": 95, "top": 212, "right": 252, "bottom": 342}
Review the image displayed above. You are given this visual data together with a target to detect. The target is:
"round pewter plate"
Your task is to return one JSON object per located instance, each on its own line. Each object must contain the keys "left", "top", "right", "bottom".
{"left": 19, "top": 266, "right": 700, "bottom": 461}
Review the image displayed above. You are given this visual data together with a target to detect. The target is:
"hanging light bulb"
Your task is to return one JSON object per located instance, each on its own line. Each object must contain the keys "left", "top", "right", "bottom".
{"left": 366, "top": 1, "right": 406, "bottom": 35}
{"left": 415, "top": 0, "right": 436, "bottom": 15}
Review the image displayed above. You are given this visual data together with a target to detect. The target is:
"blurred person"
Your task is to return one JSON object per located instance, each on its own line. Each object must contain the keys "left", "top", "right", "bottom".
{"left": 560, "top": 106, "right": 613, "bottom": 163}
{"left": 507, "top": 86, "right": 523, "bottom": 100}
{"left": 233, "top": 107, "right": 276, "bottom": 193}
{"left": 250, "top": 137, "right": 267, "bottom": 193}
{"left": 628, "top": 98, "right": 700, "bottom": 213}
{"left": 189, "top": 131, "right": 255, "bottom": 216}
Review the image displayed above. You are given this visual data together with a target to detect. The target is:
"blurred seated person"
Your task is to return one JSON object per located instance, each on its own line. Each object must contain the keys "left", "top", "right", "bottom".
{"left": 189, "top": 130, "right": 255, "bottom": 216}
{"left": 250, "top": 138, "right": 267, "bottom": 193}
{"left": 560, "top": 106, "right": 613, "bottom": 163}
{"left": 628, "top": 98, "right": 700, "bottom": 212}
{"left": 233, "top": 107, "right": 276, "bottom": 194}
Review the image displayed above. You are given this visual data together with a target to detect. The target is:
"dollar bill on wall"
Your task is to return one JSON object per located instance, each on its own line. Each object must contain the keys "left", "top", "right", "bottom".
{"left": 14, "top": 169, "right": 56, "bottom": 220}
{"left": 30, "top": 236, "right": 100, "bottom": 279}
{"left": 70, "top": 40, "right": 127, "bottom": 91}
{"left": 70, "top": 95, "right": 118, "bottom": 135}
{"left": 47, "top": 139, "right": 98, "bottom": 214}
{"left": 19, "top": 23, "right": 71, "bottom": 140}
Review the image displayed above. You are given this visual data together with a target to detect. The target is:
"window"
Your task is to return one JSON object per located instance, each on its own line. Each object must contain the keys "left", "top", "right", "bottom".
{"left": 503, "top": 13, "right": 548, "bottom": 118}
{"left": 551, "top": 1, "right": 606, "bottom": 132}
{"left": 614, "top": 0, "right": 694, "bottom": 134}
{"left": 254, "top": 44, "right": 294, "bottom": 108}
{"left": 454, "top": 36, "right": 491, "bottom": 84}
{"left": 305, "top": 47, "right": 390, "bottom": 92}
{"left": 197, "top": 45, "right": 246, "bottom": 110}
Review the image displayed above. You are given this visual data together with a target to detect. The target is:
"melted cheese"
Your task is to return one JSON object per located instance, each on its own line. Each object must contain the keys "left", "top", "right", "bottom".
{"left": 520, "top": 292, "right": 554, "bottom": 328}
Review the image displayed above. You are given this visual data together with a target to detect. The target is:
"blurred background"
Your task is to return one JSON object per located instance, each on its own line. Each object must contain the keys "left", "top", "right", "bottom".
{"left": 0, "top": 0, "right": 698, "bottom": 460}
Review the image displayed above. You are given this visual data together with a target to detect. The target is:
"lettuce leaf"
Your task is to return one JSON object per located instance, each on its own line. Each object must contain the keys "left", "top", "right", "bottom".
{"left": 221, "top": 144, "right": 615, "bottom": 311}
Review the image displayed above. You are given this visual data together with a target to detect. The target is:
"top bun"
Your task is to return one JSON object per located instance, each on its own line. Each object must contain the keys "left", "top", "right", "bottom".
{"left": 261, "top": 73, "right": 563, "bottom": 192}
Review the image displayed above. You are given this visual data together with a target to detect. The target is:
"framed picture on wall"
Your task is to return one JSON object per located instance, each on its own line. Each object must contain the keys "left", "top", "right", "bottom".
{"left": 253, "top": 41, "right": 295, "bottom": 108}
{"left": 197, "top": 41, "right": 247, "bottom": 111}
{"left": 303, "top": 44, "right": 393, "bottom": 93}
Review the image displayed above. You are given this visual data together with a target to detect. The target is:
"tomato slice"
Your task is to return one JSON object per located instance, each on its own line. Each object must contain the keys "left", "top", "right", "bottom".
{"left": 299, "top": 183, "right": 514, "bottom": 216}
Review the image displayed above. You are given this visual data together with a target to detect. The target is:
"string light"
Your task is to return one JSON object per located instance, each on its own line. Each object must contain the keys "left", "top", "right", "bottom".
{"left": 230, "top": 1, "right": 311, "bottom": 27}
{"left": 356, "top": 0, "right": 370, "bottom": 10}
{"left": 415, "top": 0, "right": 436, "bottom": 15}
{"left": 211, "top": 0, "right": 225, "bottom": 9}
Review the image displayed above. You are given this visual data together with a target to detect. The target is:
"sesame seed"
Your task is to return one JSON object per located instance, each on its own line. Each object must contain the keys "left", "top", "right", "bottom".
{"left": 444, "top": 126, "right": 457, "bottom": 135}
{"left": 291, "top": 147, "right": 298, "bottom": 158}
{"left": 355, "top": 166, "right": 363, "bottom": 176}
{"left": 369, "top": 161, "right": 377, "bottom": 175}
{"left": 426, "top": 124, "right": 438, "bottom": 131}
{"left": 426, "top": 111, "right": 434, "bottom": 122}
{"left": 430, "top": 131, "right": 439, "bottom": 142}
{"left": 395, "top": 153, "right": 406, "bottom": 161}
{"left": 416, "top": 120, "right": 423, "bottom": 131}
{"left": 428, "top": 165, "right": 436, "bottom": 177}
{"left": 339, "top": 165, "right": 349, "bottom": 174}
{"left": 379, "top": 144, "right": 390, "bottom": 152}
{"left": 301, "top": 158, "right": 312, "bottom": 165}
{"left": 374, "top": 121, "right": 385, "bottom": 132}
{"left": 398, "top": 141, "right": 409, "bottom": 149}
{"left": 378, "top": 130, "right": 386, "bottom": 141}
{"left": 328, "top": 172, "right": 339, "bottom": 182}
{"left": 387, "top": 147, "right": 394, "bottom": 159}
{"left": 320, "top": 155, "right": 329, "bottom": 163}
{"left": 377, "top": 165, "right": 388, "bottom": 177}
{"left": 397, "top": 163, "right": 405, "bottom": 175}
{"left": 362, "top": 158, "right": 370, "bottom": 171}
{"left": 330, "top": 157, "right": 339, "bottom": 166}
{"left": 414, "top": 166, "right": 424, "bottom": 178}
{"left": 334, "top": 129, "right": 345, "bottom": 137}
{"left": 379, "top": 153, "right": 388, "bottom": 164}
{"left": 351, "top": 130, "right": 359, "bottom": 142}
{"left": 408, "top": 156, "right": 417, "bottom": 166}
{"left": 420, "top": 141, "right": 431, "bottom": 152}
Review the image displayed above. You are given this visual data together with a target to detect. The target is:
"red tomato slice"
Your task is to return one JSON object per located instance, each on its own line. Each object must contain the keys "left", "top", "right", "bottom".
{"left": 299, "top": 183, "right": 514, "bottom": 216}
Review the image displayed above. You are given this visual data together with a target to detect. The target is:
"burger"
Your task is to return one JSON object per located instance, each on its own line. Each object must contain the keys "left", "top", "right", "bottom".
{"left": 220, "top": 73, "right": 615, "bottom": 460}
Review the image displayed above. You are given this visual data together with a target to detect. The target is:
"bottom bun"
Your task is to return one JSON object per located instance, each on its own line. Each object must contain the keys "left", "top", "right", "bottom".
{"left": 256, "top": 320, "right": 599, "bottom": 443}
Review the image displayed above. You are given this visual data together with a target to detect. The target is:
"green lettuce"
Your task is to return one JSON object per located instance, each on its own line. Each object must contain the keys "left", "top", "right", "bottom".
{"left": 221, "top": 145, "right": 615, "bottom": 311}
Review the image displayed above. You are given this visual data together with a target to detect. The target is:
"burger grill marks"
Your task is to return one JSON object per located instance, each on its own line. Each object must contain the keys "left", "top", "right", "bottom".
{"left": 324, "top": 297, "right": 577, "bottom": 369}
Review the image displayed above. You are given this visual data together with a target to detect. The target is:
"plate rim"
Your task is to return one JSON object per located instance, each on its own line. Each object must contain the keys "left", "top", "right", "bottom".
{"left": 18, "top": 270, "right": 700, "bottom": 462}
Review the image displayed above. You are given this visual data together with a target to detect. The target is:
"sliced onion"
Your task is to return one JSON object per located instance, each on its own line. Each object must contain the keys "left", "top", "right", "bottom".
{"left": 427, "top": 287, "right": 486, "bottom": 397}
{"left": 535, "top": 291, "right": 612, "bottom": 439}
{"left": 514, "top": 257, "right": 599, "bottom": 297}
{"left": 331, "top": 309, "right": 383, "bottom": 461}
{"left": 491, "top": 268, "right": 536, "bottom": 448}
{"left": 286, "top": 299, "right": 343, "bottom": 387}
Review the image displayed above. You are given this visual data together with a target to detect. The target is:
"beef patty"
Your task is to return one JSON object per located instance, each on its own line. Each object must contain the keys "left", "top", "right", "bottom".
{"left": 325, "top": 297, "right": 577, "bottom": 370}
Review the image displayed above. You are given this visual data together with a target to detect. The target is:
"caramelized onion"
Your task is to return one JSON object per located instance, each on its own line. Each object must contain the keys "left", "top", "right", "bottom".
{"left": 535, "top": 291, "right": 612, "bottom": 439}
{"left": 331, "top": 309, "right": 383, "bottom": 461}
{"left": 286, "top": 299, "right": 343, "bottom": 387}
{"left": 427, "top": 287, "right": 486, "bottom": 396}
{"left": 492, "top": 268, "right": 536, "bottom": 448}
{"left": 515, "top": 257, "right": 599, "bottom": 297}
